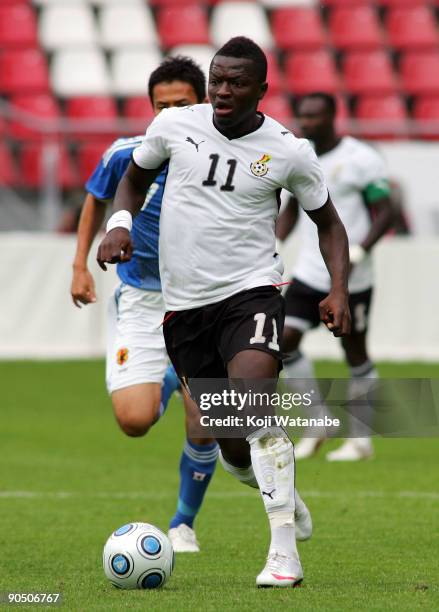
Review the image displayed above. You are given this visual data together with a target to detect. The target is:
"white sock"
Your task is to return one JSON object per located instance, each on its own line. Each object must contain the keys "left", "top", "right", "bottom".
{"left": 218, "top": 450, "right": 258, "bottom": 488}
{"left": 247, "top": 427, "right": 298, "bottom": 559}
{"left": 348, "top": 361, "right": 378, "bottom": 439}
{"left": 283, "top": 350, "right": 333, "bottom": 431}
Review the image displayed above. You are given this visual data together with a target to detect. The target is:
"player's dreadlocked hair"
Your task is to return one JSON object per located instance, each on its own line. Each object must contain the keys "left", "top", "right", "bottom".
{"left": 148, "top": 56, "right": 206, "bottom": 104}
{"left": 214, "top": 37, "right": 267, "bottom": 83}
{"left": 295, "top": 92, "right": 337, "bottom": 116}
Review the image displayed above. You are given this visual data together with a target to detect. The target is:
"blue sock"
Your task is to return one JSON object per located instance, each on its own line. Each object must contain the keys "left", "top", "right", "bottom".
{"left": 169, "top": 440, "right": 218, "bottom": 529}
{"left": 159, "top": 365, "right": 180, "bottom": 418}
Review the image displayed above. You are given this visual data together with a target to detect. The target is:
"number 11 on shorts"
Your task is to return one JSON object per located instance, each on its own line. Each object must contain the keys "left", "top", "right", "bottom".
{"left": 249, "top": 313, "right": 280, "bottom": 351}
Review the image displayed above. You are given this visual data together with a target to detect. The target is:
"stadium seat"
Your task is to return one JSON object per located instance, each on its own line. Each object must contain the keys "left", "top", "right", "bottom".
{"left": 265, "top": 51, "right": 284, "bottom": 95}
{"left": 38, "top": 5, "right": 98, "bottom": 50}
{"left": 0, "top": 142, "right": 18, "bottom": 187}
{"left": 329, "top": 7, "right": 384, "bottom": 50}
{"left": 157, "top": 6, "right": 210, "bottom": 48}
{"left": 19, "top": 142, "right": 78, "bottom": 190}
{"left": 320, "top": 0, "right": 371, "bottom": 6}
{"left": 9, "top": 94, "right": 61, "bottom": 140}
{"left": 168, "top": 44, "right": 216, "bottom": 79}
{"left": 77, "top": 140, "right": 114, "bottom": 184}
{"left": 377, "top": 0, "right": 429, "bottom": 7}
{"left": 0, "top": 49, "right": 50, "bottom": 94}
{"left": 65, "top": 96, "right": 119, "bottom": 141}
{"left": 149, "top": 0, "right": 214, "bottom": 5}
{"left": 210, "top": 2, "right": 273, "bottom": 49}
{"left": 51, "top": 49, "right": 111, "bottom": 97}
{"left": 343, "top": 51, "right": 398, "bottom": 95}
{"left": 356, "top": 95, "right": 408, "bottom": 138}
{"left": 0, "top": 4, "right": 38, "bottom": 48}
{"left": 271, "top": 8, "right": 326, "bottom": 51}
{"left": 123, "top": 97, "right": 155, "bottom": 123}
{"left": 386, "top": 8, "right": 439, "bottom": 51}
{"left": 413, "top": 96, "right": 439, "bottom": 138}
{"left": 99, "top": 4, "right": 158, "bottom": 49}
{"left": 261, "top": 0, "right": 318, "bottom": 7}
{"left": 259, "top": 94, "right": 293, "bottom": 124}
{"left": 285, "top": 51, "right": 340, "bottom": 95}
{"left": 400, "top": 52, "right": 439, "bottom": 95}
{"left": 111, "top": 48, "right": 162, "bottom": 96}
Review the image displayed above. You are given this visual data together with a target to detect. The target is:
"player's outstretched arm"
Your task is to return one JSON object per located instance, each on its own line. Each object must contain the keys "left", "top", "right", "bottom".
{"left": 276, "top": 197, "right": 299, "bottom": 242}
{"left": 307, "top": 196, "right": 351, "bottom": 337}
{"left": 71, "top": 193, "right": 106, "bottom": 307}
{"left": 97, "top": 162, "right": 161, "bottom": 271}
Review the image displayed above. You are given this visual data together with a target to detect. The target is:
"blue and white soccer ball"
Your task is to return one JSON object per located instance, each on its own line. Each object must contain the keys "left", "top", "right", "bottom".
{"left": 103, "top": 522, "right": 174, "bottom": 590}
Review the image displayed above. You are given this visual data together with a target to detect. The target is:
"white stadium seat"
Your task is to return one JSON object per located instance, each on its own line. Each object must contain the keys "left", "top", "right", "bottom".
{"left": 38, "top": 5, "right": 98, "bottom": 50}
{"left": 111, "top": 48, "right": 163, "bottom": 96}
{"left": 33, "top": 0, "right": 90, "bottom": 5}
{"left": 99, "top": 5, "right": 158, "bottom": 50}
{"left": 210, "top": 2, "right": 273, "bottom": 49}
{"left": 51, "top": 49, "right": 111, "bottom": 96}
{"left": 168, "top": 45, "right": 217, "bottom": 80}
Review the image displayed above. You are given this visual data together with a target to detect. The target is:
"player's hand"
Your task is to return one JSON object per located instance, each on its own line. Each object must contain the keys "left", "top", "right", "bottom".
{"left": 319, "top": 290, "right": 351, "bottom": 337}
{"left": 71, "top": 267, "right": 97, "bottom": 308}
{"left": 97, "top": 228, "right": 133, "bottom": 271}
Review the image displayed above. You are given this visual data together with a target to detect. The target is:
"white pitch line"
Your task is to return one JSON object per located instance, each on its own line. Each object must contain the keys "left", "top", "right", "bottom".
{"left": 0, "top": 490, "right": 438, "bottom": 500}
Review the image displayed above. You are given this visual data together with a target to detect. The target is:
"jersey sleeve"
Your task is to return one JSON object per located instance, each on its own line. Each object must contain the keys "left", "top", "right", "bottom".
{"left": 283, "top": 138, "right": 329, "bottom": 212}
{"left": 354, "top": 146, "right": 391, "bottom": 204}
{"left": 85, "top": 147, "right": 130, "bottom": 201}
{"left": 132, "top": 109, "right": 172, "bottom": 170}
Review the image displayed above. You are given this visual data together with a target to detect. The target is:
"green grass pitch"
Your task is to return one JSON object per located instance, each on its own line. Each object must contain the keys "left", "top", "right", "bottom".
{"left": 1, "top": 360, "right": 438, "bottom": 611}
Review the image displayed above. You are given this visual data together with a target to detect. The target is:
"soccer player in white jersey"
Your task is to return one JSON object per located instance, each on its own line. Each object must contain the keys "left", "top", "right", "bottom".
{"left": 71, "top": 57, "right": 219, "bottom": 553}
{"left": 277, "top": 92, "right": 394, "bottom": 462}
{"left": 97, "top": 38, "right": 351, "bottom": 587}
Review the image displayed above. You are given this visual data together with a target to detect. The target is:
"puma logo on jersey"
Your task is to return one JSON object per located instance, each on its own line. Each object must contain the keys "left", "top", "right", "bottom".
{"left": 186, "top": 137, "right": 205, "bottom": 152}
{"left": 262, "top": 489, "right": 276, "bottom": 499}
{"left": 281, "top": 130, "right": 291, "bottom": 136}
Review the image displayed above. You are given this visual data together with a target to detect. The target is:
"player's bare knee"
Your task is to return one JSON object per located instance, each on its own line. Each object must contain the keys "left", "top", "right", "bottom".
{"left": 111, "top": 390, "right": 160, "bottom": 437}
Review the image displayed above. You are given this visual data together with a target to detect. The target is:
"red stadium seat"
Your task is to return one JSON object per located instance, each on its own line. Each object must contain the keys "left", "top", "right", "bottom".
{"left": 65, "top": 97, "right": 119, "bottom": 141}
{"left": 150, "top": 0, "right": 213, "bottom": 5}
{"left": 285, "top": 51, "right": 340, "bottom": 95}
{"left": 0, "top": 49, "right": 50, "bottom": 94}
{"left": 386, "top": 8, "right": 439, "bottom": 51}
{"left": 0, "top": 142, "right": 18, "bottom": 187}
{"left": 413, "top": 96, "right": 439, "bottom": 138}
{"left": 157, "top": 5, "right": 209, "bottom": 48}
{"left": 343, "top": 51, "right": 398, "bottom": 95}
{"left": 356, "top": 95, "right": 408, "bottom": 138}
{"left": 329, "top": 7, "right": 383, "bottom": 50}
{"left": 259, "top": 94, "right": 293, "bottom": 124}
{"left": 266, "top": 50, "right": 283, "bottom": 95}
{"left": 378, "top": 0, "right": 429, "bottom": 7}
{"left": 19, "top": 142, "right": 78, "bottom": 190}
{"left": 271, "top": 8, "right": 326, "bottom": 52}
{"left": 9, "top": 94, "right": 61, "bottom": 140}
{"left": 321, "top": 0, "right": 371, "bottom": 6}
{"left": 0, "top": 4, "right": 38, "bottom": 48}
{"left": 77, "top": 140, "right": 114, "bottom": 185}
{"left": 123, "top": 97, "right": 154, "bottom": 122}
{"left": 400, "top": 52, "right": 439, "bottom": 95}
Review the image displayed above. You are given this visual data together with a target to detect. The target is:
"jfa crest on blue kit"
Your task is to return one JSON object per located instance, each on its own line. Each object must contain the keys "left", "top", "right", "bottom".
{"left": 86, "top": 136, "right": 167, "bottom": 292}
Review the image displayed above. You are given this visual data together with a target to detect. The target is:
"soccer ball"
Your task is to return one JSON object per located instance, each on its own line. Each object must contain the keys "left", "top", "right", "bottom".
{"left": 103, "top": 522, "right": 174, "bottom": 589}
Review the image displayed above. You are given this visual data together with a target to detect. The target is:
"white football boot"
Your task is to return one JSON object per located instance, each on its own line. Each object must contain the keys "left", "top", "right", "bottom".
{"left": 294, "top": 435, "right": 327, "bottom": 460}
{"left": 326, "top": 438, "right": 373, "bottom": 462}
{"left": 295, "top": 491, "right": 312, "bottom": 541}
{"left": 256, "top": 552, "right": 303, "bottom": 588}
{"left": 168, "top": 524, "right": 200, "bottom": 553}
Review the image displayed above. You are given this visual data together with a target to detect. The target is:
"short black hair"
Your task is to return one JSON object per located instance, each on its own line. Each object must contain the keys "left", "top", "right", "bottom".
{"left": 213, "top": 36, "right": 267, "bottom": 82}
{"left": 148, "top": 56, "right": 206, "bottom": 103}
{"left": 295, "top": 92, "right": 337, "bottom": 116}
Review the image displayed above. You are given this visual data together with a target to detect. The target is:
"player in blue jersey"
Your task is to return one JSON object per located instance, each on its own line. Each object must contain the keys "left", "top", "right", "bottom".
{"left": 71, "top": 56, "right": 217, "bottom": 553}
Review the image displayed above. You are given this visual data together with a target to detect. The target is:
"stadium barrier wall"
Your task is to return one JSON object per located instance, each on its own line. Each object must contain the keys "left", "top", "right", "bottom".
{"left": 1, "top": 233, "right": 438, "bottom": 361}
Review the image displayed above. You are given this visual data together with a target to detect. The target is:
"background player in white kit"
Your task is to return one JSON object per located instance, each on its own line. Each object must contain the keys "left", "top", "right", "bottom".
{"left": 97, "top": 38, "right": 351, "bottom": 587}
{"left": 277, "top": 92, "right": 394, "bottom": 461}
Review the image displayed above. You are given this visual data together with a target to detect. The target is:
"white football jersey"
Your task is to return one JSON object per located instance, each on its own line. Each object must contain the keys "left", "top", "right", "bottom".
{"left": 293, "top": 136, "right": 389, "bottom": 293}
{"left": 133, "top": 104, "right": 328, "bottom": 311}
